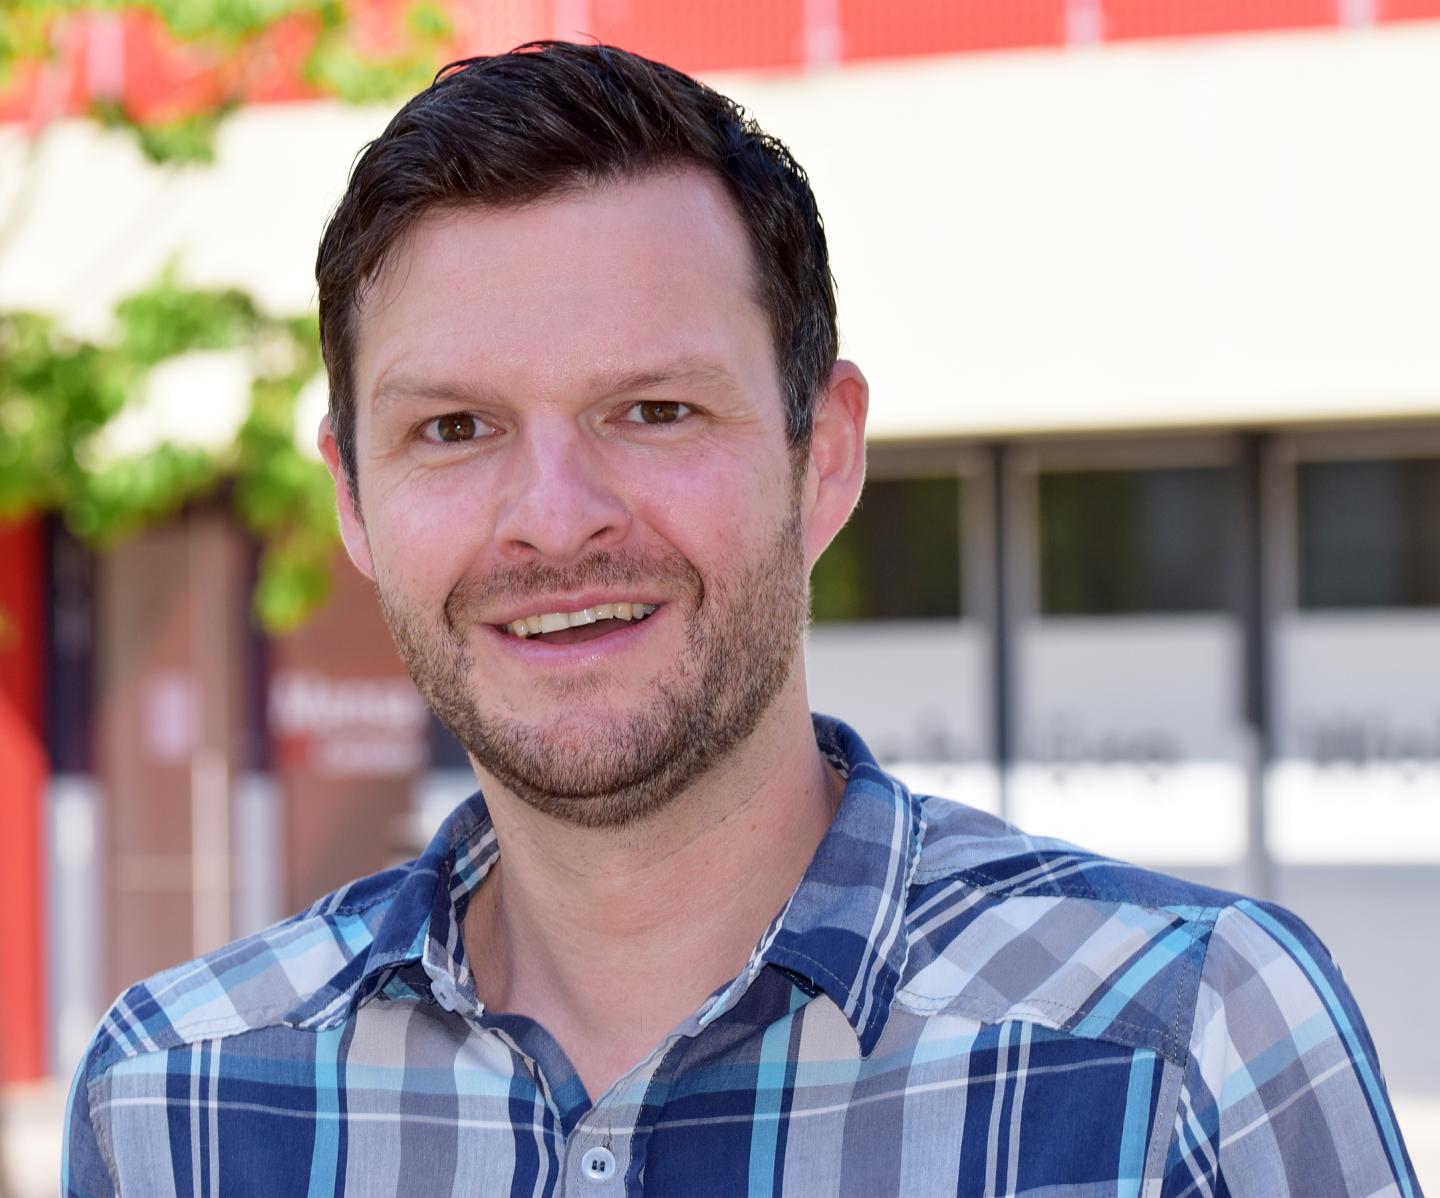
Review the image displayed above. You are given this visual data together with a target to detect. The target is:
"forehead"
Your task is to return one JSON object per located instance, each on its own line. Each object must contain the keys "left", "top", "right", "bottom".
{"left": 351, "top": 170, "right": 776, "bottom": 410}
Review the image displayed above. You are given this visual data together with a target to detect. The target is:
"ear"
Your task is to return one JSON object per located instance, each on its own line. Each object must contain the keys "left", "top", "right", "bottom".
{"left": 318, "top": 414, "right": 376, "bottom": 581}
{"left": 802, "top": 359, "right": 868, "bottom": 569}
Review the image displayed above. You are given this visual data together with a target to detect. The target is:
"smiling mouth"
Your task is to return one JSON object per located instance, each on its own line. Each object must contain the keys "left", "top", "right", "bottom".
{"left": 498, "top": 602, "right": 659, "bottom": 645}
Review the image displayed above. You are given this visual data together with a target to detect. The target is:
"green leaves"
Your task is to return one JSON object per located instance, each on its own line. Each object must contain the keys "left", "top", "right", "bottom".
{"left": 7, "top": 0, "right": 452, "bottom": 162}
{"left": 0, "top": 274, "right": 340, "bottom": 630}
{"left": 304, "top": 1, "right": 454, "bottom": 105}
{"left": 0, "top": 0, "right": 448, "bottom": 626}
{"left": 115, "top": 268, "right": 262, "bottom": 364}
{"left": 233, "top": 319, "right": 340, "bottom": 631}
{"left": 70, "top": 441, "right": 224, "bottom": 539}
{"left": 139, "top": 0, "right": 335, "bottom": 44}
{"left": 0, "top": 5, "right": 55, "bottom": 88}
{"left": 92, "top": 99, "right": 235, "bottom": 166}
{"left": 0, "top": 314, "right": 133, "bottom": 514}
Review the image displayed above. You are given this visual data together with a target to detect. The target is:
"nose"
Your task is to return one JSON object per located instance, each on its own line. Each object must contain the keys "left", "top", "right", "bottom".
{"left": 492, "top": 420, "right": 630, "bottom": 562}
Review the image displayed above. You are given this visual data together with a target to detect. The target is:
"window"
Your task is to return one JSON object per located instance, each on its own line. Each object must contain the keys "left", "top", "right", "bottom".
{"left": 810, "top": 475, "right": 963, "bottom": 621}
{"left": 1298, "top": 457, "right": 1440, "bottom": 609}
{"left": 1039, "top": 467, "right": 1230, "bottom": 615}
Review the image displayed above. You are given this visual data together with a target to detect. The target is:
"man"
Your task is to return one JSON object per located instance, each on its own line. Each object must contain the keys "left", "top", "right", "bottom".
{"left": 65, "top": 42, "right": 1418, "bottom": 1197}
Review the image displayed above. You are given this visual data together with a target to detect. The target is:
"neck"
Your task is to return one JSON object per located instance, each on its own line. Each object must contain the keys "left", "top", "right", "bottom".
{"left": 460, "top": 686, "right": 839, "bottom": 1100}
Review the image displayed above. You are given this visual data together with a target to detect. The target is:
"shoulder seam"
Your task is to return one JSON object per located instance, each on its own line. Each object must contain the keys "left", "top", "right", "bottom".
{"left": 888, "top": 987, "right": 1183, "bottom": 1061}
{"left": 84, "top": 1068, "right": 123, "bottom": 1194}
{"left": 895, "top": 903, "right": 1222, "bottom": 1066}
{"left": 90, "top": 997, "right": 313, "bottom": 1076}
{"left": 911, "top": 861, "right": 1235, "bottom": 922}
{"left": 891, "top": 987, "right": 1169, "bottom": 1044}
{"left": 91, "top": 998, "right": 339, "bottom": 1077}
{"left": 1152, "top": 903, "right": 1226, "bottom": 1184}
{"left": 910, "top": 862, "right": 1092, "bottom": 891}
{"left": 87, "top": 880, "right": 408, "bottom": 1078}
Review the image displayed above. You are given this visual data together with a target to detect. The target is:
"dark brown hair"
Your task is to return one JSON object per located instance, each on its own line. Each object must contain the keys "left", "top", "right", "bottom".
{"left": 316, "top": 40, "right": 838, "bottom": 491}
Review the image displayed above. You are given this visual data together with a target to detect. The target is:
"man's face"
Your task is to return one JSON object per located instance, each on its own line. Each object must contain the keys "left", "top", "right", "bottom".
{"left": 326, "top": 171, "right": 823, "bottom": 827}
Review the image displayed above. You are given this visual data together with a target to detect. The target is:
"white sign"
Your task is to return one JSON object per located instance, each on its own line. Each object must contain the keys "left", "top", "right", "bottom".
{"left": 1010, "top": 763, "right": 1247, "bottom": 866}
{"left": 1014, "top": 616, "right": 1247, "bottom": 865}
{"left": 269, "top": 671, "right": 429, "bottom": 778}
{"left": 1271, "top": 612, "right": 1440, "bottom": 863}
{"left": 806, "top": 622, "right": 989, "bottom": 759}
{"left": 143, "top": 671, "right": 200, "bottom": 764}
{"left": 805, "top": 623, "right": 998, "bottom": 813}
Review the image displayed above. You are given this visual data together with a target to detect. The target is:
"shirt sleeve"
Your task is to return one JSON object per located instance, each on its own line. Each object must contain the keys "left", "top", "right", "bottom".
{"left": 62, "top": 1041, "right": 118, "bottom": 1198}
{"left": 1164, "top": 899, "right": 1421, "bottom": 1197}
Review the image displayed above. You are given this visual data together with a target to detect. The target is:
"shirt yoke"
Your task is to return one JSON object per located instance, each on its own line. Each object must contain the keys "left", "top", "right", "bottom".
{"left": 898, "top": 794, "right": 1269, "bottom": 1067}
{"left": 83, "top": 864, "right": 410, "bottom": 1080}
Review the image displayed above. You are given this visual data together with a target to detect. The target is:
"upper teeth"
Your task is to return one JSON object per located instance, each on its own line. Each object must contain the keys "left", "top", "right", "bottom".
{"left": 505, "top": 603, "right": 657, "bottom": 638}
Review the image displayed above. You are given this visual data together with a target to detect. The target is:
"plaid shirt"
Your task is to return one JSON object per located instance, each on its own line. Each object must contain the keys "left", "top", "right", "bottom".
{"left": 65, "top": 717, "right": 1419, "bottom": 1197}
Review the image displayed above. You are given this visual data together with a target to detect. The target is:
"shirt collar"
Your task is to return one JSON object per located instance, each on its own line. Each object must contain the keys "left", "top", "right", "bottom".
{"left": 287, "top": 715, "right": 926, "bottom": 1056}
{"left": 751, "top": 715, "right": 926, "bottom": 1055}
{"left": 283, "top": 795, "right": 497, "bottom": 1030}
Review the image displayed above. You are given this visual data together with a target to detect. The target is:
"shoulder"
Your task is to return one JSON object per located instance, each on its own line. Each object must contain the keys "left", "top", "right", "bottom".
{"left": 1168, "top": 892, "right": 1419, "bottom": 1191}
{"left": 899, "top": 794, "right": 1284, "bottom": 1065}
{"left": 898, "top": 794, "right": 1418, "bottom": 1190}
{"left": 62, "top": 862, "right": 413, "bottom": 1195}
{"left": 80, "top": 862, "right": 409, "bottom": 1081}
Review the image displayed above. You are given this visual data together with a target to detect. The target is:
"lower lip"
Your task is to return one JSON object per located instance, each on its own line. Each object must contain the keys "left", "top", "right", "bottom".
{"left": 484, "top": 608, "right": 665, "bottom": 665}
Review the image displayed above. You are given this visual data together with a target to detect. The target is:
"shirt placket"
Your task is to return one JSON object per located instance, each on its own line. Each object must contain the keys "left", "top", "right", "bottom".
{"left": 562, "top": 1119, "right": 627, "bottom": 1197}
{"left": 568, "top": 966, "right": 782, "bottom": 1197}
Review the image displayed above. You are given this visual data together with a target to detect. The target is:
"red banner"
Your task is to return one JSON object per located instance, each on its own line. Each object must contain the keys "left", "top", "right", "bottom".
{"left": 0, "top": 517, "right": 48, "bottom": 1082}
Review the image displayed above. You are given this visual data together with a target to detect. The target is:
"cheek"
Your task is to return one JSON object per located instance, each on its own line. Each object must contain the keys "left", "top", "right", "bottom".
{"left": 365, "top": 478, "right": 491, "bottom": 602}
{"left": 633, "top": 455, "right": 788, "bottom": 570}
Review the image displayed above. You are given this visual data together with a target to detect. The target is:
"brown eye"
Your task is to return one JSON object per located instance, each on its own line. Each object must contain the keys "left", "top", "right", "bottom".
{"left": 433, "top": 413, "right": 478, "bottom": 442}
{"left": 630, "top": 401, "right": 689, "bottom": 425}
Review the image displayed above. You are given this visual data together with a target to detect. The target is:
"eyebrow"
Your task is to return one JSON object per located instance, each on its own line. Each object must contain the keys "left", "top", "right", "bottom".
{"left": 370, "top": 358, "right": 739, "bottom": 415}
{"left": 371, "top": 375, "right": 498, "bottom": 414}
{"left": 591, "top": 360, "right": 738, "bottom": 396}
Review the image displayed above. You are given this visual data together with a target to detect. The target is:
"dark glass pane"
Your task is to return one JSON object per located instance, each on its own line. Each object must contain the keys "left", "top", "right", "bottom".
{"left": 1039, "top": 467, "right": 1229, "bottom": 615}
{"left": 1298, "top": 458, "right": 1440, "bottom": 609}
{"left": 811, "top": 475, "right": 962, "bottom": 621}
{"left": 45, "top": 519, "right": 96, "bottom": 772}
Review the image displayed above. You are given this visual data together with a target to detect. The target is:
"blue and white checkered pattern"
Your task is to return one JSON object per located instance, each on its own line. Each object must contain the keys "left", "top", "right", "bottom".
{"left": 64, "top": 717, "right": 1420, "bottom": 1196}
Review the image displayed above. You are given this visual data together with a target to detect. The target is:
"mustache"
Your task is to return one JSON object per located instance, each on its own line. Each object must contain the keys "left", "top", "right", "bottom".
{"left": 443, "top": 550, "right": 704, "bottom": 631}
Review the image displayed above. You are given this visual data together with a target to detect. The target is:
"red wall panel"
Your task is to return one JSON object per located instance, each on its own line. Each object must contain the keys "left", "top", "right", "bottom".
{"left": 120, "top": 10, "right": 234, "bottom": 123}
{"left": 8, "top": 1, "right": 1440, "bottom": 133}
{"left": 841, "top": 0, "right": 1067, "bottom": 59}
{"left": 588, "top": 0, "right": 806, "bottom": 74}
{"left": 1378, "top": 0, "right": 1440, "bottom": 20}
{"left": 0, "top": 46, "right": 90, "bottom": 126}
{"left": 0, "top": 517, "right": 47, "bottom": 1082}
{"left": 1104, "top": 0, "right": 1335, "bottom": 41}
{"left": 269, "top": 552, "right": 428, "bottom": 911}
{"left": 0, "top": 519, "right": 43, "bottom": 736}
{"left": 0, "top": 10, "right": 320, "bottom": 125}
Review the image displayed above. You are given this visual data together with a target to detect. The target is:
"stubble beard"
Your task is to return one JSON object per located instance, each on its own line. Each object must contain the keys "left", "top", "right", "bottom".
{"left": 378, "top": 498, "right": 810, "bottom": 830}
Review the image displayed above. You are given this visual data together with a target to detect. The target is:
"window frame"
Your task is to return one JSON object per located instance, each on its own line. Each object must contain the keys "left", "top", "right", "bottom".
{"left": 1009, "top": 435, "right": 1240, "bottom": 621}
{"left": 1274, "top": 426, "right": 1440, "bottom": 613}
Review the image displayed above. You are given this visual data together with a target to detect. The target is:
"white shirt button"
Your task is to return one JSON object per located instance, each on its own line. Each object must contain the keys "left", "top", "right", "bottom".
{"left": 431, "top": 977, "right": 458, "bottom": 1012}
{"left": 580, "top": 1146, "right": 617, "bottom": 1183}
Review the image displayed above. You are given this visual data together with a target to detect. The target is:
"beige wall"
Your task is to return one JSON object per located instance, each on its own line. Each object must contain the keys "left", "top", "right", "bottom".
{"left": 4, "top": 24, "right": 1440, "bottom": 442}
